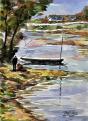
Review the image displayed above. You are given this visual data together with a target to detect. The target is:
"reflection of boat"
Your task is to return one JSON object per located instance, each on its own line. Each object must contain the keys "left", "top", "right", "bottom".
{"left": 21, "top": 57, "right": 64, "bottom": 65}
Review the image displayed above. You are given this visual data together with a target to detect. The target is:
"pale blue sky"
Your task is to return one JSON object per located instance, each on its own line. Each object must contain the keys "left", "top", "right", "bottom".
{"left": 44, "top": 0, "right": 88, "bottom": 15}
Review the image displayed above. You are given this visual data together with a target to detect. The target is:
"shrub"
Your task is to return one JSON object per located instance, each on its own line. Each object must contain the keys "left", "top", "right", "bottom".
{"left": 76, "top": 25, "right": 82, "bottom": 30}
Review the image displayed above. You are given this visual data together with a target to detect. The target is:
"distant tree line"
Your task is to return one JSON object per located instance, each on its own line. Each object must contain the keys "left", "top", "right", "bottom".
{"left": 76, "top": 6, "right": 88, "bottom": 21}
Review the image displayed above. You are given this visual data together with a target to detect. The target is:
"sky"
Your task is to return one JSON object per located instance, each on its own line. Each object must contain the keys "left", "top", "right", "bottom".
{"left": 44, "top": 0, "right": 88, "bottom": 15}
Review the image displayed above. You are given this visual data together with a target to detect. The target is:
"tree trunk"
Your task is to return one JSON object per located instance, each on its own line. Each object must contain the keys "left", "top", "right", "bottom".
{"left": 3, "top": 31, "right": 7, "bottom": 48}
{"left": 2, "top": 27, "right": 8, "bottom": 59}
{"left": 8, "top": 25, "right": 19, "bottom": 60}
{"left": 3, "top": 15, "right": 8, "bottom": 48}
{"left": 1, "top": 16, "right": 8, "bottom": 63}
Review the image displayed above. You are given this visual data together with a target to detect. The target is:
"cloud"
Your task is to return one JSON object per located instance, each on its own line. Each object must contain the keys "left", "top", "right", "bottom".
{"left": 44, "top": 1, "right": 88, "bottom": 15}
{"left": 54, "top": 0, "right": 88, "bottom": 4}
{"left": 44, "top": 3, "right": 76, "bottom": 15}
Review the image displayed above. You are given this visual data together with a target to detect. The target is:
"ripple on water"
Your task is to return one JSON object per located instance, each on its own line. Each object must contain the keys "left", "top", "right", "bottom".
{"left": 16, "top": 32, "right": 88, "bottom": 121}
{"left": 18, "top": 75, "right": 88, "bottom": 121}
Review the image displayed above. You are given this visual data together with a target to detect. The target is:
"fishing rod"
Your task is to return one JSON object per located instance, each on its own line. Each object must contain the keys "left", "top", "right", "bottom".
{"left": 60, "top": 28, "right": 64, "bottom": 60}
{"left": 59, "top": 26, "right": 64, "bottom": 69}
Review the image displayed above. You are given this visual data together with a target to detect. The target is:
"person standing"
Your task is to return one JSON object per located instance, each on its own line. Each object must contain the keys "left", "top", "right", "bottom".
{"left": 12, "top": 56, "right": 18, "bottom": 71}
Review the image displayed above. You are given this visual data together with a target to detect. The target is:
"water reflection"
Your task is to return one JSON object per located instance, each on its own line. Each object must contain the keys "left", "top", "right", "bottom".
{"left": 19, "top": 73, "right": 88, "bottom": 121}
{"left": 16, "top": 31, "right": 88, "bottom": 121}
{"left": 16, "top": 31, "right": 88, "bottom": 72}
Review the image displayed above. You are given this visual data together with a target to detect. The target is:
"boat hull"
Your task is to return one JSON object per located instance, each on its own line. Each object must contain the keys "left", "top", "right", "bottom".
{"left": 21, "top": 58, "right": 64, "bottom": 65}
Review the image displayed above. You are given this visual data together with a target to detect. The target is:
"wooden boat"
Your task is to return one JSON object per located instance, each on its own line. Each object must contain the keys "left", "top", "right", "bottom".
{"left": 21, "top": 57, "right": 64, "bottom": 65}
{"left": 21, "top": 28, "right": 65, "bottom": 66}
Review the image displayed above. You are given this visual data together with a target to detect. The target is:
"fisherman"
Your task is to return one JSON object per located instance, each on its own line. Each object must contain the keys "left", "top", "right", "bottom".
{"left": 12, "top": 56, "right": 18, "bottom": 71}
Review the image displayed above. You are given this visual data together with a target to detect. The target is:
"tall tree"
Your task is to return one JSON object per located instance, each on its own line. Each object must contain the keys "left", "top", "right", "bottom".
{"left": 83, "top": 6, "right": 88, "bottom": 20}
{"left": 0, "top": 0, "right": 12, "bottom": 48}
{"left": 0, "top": 0, "right": 53, "bottom": 61}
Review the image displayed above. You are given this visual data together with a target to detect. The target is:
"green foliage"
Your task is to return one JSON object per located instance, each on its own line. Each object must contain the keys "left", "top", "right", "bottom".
{"left": 33, "top": 4, "right": 42, "bottom": 14}
{"left": 83, "top": 24, "right": 88, "bottom": 28}
{"left": 76, "top": 24, "right": 88, "bottom": 30}
{"left": 32, "top": 25, "right": 63, "bottom": 30}
{"left": 39, "top": 0, "right": 53, "bottom": 10}
{"left": 0, "top": 38, "right": 3, "bottom": 48}
{"left": 83, "top": 6, "right": 88, "bottom": 19}
{"left": 76, "top": 25, "right": 82, "bottom": 30}
{"left": 56, "top": 26, "right": 63, "bottom": 29}
{"left": 0, "top": 80, "right": 16, "bottom": 121}
{"left": 0, "top": 0, "right": 11, "bottom": 10}
{"left": 0, "top": 0, "right": 52, "bottom": 53}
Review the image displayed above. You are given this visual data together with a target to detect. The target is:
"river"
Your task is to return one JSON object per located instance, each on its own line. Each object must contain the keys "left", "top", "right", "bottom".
{"left": 16, "top": 30, "right": 88, "bottom": 121}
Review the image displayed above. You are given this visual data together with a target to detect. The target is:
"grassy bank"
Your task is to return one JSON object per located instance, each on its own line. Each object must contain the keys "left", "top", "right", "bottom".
{"left": 0, "top": 64, "right": 67, "bottom": 121}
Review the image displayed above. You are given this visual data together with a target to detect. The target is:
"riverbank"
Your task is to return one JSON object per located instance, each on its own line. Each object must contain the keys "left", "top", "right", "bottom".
{"left": 0, "top": 64, "right": 67, "bottom": 121}
{"left": 64, "top": 29, "right": 88, "bottom": 37}
{"left": 47, "top": 39, "right": 88, "bottom": 46}
{"left": 0, "top": 64, "right": 39, "bottom": 121}
{"left": 1, "top": 23, "right": 88, "bottom": 121}
{"left": 3, "top": 101, "right": 38, "bottom": 121}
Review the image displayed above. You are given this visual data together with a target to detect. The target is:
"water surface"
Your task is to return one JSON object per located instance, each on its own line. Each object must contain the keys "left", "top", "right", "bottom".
{"left": 16, "top": 31, "right": 88, "bottom": 121}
